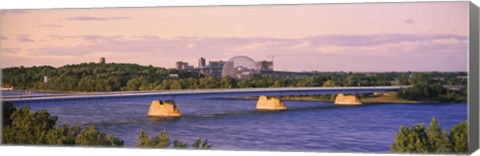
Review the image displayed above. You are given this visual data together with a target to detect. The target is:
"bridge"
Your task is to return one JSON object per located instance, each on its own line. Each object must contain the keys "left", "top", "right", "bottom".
{"left": 2, "top": 86, "right": 408, "bottom": 117}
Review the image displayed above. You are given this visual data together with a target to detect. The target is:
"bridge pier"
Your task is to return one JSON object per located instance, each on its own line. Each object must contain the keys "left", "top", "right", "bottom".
{"left": 148, "top": 100, "right": 181, "bottom": 117}
{"left": 334, "top": 93, "right": 363, "bottom": 105}
{"left": 256, "top": 96, "right": 288, "bottom": 110}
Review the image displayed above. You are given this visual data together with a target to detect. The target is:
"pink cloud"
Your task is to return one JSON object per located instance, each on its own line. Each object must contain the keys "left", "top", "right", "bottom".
{"left": 66, "top": 16, "right": 130, "bottom": 21}
{"left": 16, "top": 34, "right": 35, "bottom": 42}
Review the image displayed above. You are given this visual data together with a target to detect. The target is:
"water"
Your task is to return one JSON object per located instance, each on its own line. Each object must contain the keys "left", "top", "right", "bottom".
{"left": 10, "top": 93, "right": 466, "bottom": 153}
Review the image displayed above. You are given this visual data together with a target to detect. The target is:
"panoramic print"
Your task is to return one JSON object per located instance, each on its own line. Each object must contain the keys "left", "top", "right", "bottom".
{"left": 0, "top": 2, "right": 469, "bottom": 154}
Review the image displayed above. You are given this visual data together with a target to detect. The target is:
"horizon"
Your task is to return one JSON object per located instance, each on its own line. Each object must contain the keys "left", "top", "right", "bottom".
{"left": 1, "top": 60, "right": 469, "bottom": 73}
{"left": 0, "top": 2, "right": 469, "bottom": 72}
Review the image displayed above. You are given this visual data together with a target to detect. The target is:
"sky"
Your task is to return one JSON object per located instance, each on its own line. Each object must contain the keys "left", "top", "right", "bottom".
{"left": 0, "top": 2, "right": 470, "bottom": 72}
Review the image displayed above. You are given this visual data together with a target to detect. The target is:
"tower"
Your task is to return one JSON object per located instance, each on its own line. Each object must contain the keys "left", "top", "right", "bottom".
{"left": 99, "top": 57, "right": 106, "bottom": 64}
{"left": 198, "top": 57, "right": 206, "bottom": 68}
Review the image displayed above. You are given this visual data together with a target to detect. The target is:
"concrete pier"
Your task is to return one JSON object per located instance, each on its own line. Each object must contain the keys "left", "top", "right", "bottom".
{"left": 148, "top": 100, "right": 182, "bottom": 117}
{"left": 256, "top": 96, "right": 288, "bottom": 110}
{"left": 334, "top": 93, "right": 363, "bottom": 105}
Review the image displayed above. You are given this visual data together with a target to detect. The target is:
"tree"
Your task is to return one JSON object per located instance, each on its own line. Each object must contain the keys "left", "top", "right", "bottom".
{"left": 173, "top": 137, "right": 189, "bottom": 148}
{"left": 2, "top": 104, "right": 123, "bottom": 146}
{"left": 45, "top": 124, "right": 82, "bottom": 145}
{"left": 137, "top": 130, "right": 152, "bottom": 147}
{"left": 391, "top": 117, "right": 468, "bottom": 154}
{"left": 220, "top": 76, "right": 236, "bottom": 88}
{"left": 192, "top": 138, "right": 213, "bottom": 149}
{"left": 2, "top": 102, "right": 16, "bottom": 126}
{"left": 125, "top": 77, "right": 143, "bottom": 91}
{"left": 170, "top": 80, "right": 183, "bottom": 90}
{"left": 75, "top": 125, "right": 124, "bottom": 146}
{"left": 323, "top": 80, "right": 336, "bottom": 87}
{"left": 449, "top": 121, "right": 468, "bottom": 153}
{"left": 136, "top": 129, "right": 170, "bottom": 148}
{"left": 136, "top": 129, "right": 211, "bottom": 149}
{"left": 426, "top": 117, "right": 449, "bottom": 153}
{"left": 3, "top": 106, "right": 57, "bottom": 144}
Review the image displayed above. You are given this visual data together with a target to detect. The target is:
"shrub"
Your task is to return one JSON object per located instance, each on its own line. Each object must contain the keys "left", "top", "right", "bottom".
{"left": 2, "top": 103, "right": 123, "bottom": 146}
{"left": 391, "top": 117, "right": 467, "bottom": 154}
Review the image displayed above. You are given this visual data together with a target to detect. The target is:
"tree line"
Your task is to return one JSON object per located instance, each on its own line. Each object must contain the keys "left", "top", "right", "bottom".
{"left": 2, "top": 62, "right": 467, "bottom": 102}
{"left": 2, "top": 102, "right": 211, "bottom": 149}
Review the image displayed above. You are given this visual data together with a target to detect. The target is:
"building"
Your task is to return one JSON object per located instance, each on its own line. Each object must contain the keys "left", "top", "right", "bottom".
{"left": 99, "top": 57, "right": 106, "bottom": 64}
{"left": 206, "top": 60, "right": 225, "bottom": 77}
{"left": 174, "top": 57, "right": 318, "bottom": 79}
{"left": 257, "top": 60, "right": 273, "bottom": 71}
{"left": 198, "top": 57, "right": 206, "bottom": 68}
{"left": 176, "top": 61, "right": 193, "bottom": 70}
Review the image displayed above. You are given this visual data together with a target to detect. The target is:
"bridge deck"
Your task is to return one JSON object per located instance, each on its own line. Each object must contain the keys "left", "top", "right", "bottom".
{"left": 2, "top": 86, "right": 408, "bottom": 105}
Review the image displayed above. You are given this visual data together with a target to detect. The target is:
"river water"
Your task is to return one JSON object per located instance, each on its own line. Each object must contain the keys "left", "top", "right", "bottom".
{"left": 8, "top": 92, "right": 466, "bottom": 153}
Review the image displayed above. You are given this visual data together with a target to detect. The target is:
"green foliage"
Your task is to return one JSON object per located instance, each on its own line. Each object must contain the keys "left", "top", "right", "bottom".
{"left": 398, "top": 73, "right": 467, "bottom": 102}
{"left": 136, "top": 129, "right": 170, "bottom": 148}
{"left": 2, "top": 63, "right": 467, "bottom": 103}
{"left": 75, "top": 125, "right": 124, "bottom": 146}
{"left": 2, "top": 102, "right": 16, "bottom": 126}
{"left": 449, "top": 121, "right": 468, "bottom": 153}
{"left": 391, "top": 117, "right": 468, "bottom": 154}
{"left": 193, "top": 138, "right": 213, "bottom": 149}
{"left": 137, "top": 130, "right": 152, "bottom": 147}
{"left": 3, "top": 105, "right": 57, "bottom": 144}
{"left": 136, "top": 129, "right": 212, "bottom": 149}
{"left": 2, "top": 103, "right": 210, "bottom": 148}
{"left": 45, "top": 124, "right": 82, "bottom": 145}
{"left": 2, "top": 104, "right": 123, "bottom": 146}
{"left": 173, "top": 137, "right": 189, "bottom": 149}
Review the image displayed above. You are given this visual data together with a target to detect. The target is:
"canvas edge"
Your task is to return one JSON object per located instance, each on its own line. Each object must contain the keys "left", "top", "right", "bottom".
{"left": 468, "top": 1, "right": 480, "bottom": 154}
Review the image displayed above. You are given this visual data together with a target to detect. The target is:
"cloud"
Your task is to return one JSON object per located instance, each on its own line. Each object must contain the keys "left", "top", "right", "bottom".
{"left": 31, "top": 33, "right": 467, "bottom": 71}
{"left": 1, "top": 48, "right": 21, "bottom": 54}
{"left": 404, "top": 18, "right": 415, "bottom": 24}
{"left": 66, "top": 16, "right": 130, "bottom": 21}
{"left": 16, "top": 35, "right": 35, "bottom": 42}
{"left": 35, "top": 33, "right": 468, "bottom": 58}
{"left": 38, "top": 24, "right": 62, "bottom": 28}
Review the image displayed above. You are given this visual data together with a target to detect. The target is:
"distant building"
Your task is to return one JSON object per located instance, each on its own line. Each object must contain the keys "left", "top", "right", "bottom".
{"left": 456, "top": 76, "right": 468, "bottom": 80}
{"left": 174, "top": 57, "right": 314, "bottom": 79}
{"left": 44, "top": 76, "right": 48, "bottom": 83}
{"left": 169, "top": 74, "right": 179, "bottom": 78}
{"left": 99, "top": 57, "right": 106, "bottom": 64}
{"left": 176, "top": 61, "right": 193, "bottom": 70}
{"left": 257, "top": 60, "right": 273, "bottom": 71}
{"left": 206, "top": 60, "right": 225, "bottom": 77}
{"left": 442, "top": 85, "right": 465, "bottom": 91}
{"left": 198, "top": 57, "right": 206, "bottom": 68}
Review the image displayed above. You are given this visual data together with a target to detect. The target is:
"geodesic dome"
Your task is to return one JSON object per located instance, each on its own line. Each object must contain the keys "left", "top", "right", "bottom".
{"left": 222, "top": 56, "right": 259, "bottom": 79}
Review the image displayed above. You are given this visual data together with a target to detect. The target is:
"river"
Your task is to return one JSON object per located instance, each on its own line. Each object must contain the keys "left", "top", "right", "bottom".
{"left": 7, "top": 91, "right": 467, "bottom": 153}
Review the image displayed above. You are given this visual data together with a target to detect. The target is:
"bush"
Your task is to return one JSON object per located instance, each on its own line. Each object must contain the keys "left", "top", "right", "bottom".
{"left": 3, "top": 105, "right": 57, "bottom": 144}
{"left": 391, "top": 117, "right": 467, "bottom": 153}
{"left": 137, "top": 129, "right": 212, "bottom": 149}
{"left": 3, "top": 102, "right": 210, "bottom": 149}
{"left": 2, "top": 103, "right": 123, "bottom": 146}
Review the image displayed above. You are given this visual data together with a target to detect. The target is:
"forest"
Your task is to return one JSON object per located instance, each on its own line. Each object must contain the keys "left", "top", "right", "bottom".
{"left": 2, "top": 62, "right": 468, "bottom": 102}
